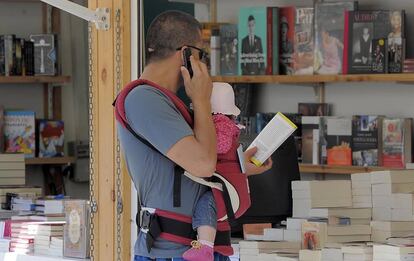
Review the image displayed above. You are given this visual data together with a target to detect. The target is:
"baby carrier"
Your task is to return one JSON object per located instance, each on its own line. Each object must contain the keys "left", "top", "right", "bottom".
{"left": 113, "top": 79, "right": 251, "bottom": 256}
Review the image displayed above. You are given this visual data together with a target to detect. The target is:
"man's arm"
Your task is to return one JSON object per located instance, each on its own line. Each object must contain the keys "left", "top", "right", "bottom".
{"left": 166, "top": 56, "right": 217, "bottom": 178}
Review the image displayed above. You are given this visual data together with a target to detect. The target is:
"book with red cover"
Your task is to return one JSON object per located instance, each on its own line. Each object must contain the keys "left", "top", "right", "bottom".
{"left": 382, "top": 118, "right": 412, "bottom": 168}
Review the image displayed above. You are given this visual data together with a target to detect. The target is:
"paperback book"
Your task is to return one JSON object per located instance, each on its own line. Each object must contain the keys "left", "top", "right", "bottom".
{"left": 4, "top": 111, "right": 36, "bottom": 158}
{"left": 37, "top": 120, "right": 64, "bottom": 158}
{"left": 314, "top": 1, "right": 357, "bottom": 75}
{"left": 220, "top": 24, "right": 238, "bottom": 75}
{"left": 382, "top": 118, "right": 412, "bottom": 168}
{"left": 293, "top": 7, "right": 314, "bottom": 75}
{"left": 239, "top": 7, "right": 267, "bottom": 75}
{"left": 371, "top": 38, "right": 388, "bottom": 73}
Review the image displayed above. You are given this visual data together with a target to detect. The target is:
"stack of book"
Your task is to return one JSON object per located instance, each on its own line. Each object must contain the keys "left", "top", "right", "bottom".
{"left": 286, "top": 218, "right": 307, "bottom": 242}
{"left": 239, "top": 240, "right": 301, "bottom": 261}
{"left": 371, "top": 170, "right": 414, "bottom": 221}
{"left": 321, "top": 246, "right": 343, "bottom": 261}
{"left": 32, "top": 223, "right": 64, "bottom": 257}
{"left": 341, "top": 244, "right": 372, "bottom": 261}
{"left": 404, "top": 59, "right": 414, "bottom": 73}
{"left": 10, "top": 221, "right": 35, "bottom": 254}
{"left": 0, "top": 238, "right": 10, "bottom": 252}
{"left": 373, "top": 244, "right": 414, "bottom": 261}
{"left": 308, "top": 207, "right": 372, "bottom": 226}
{"left": 299, "top": 249, "right": 321, "bottom": 261}
{"left": 11, "top": 197, "right": 36, "bottom": 215}
{"left": 0, "top": 154, "right": 25, "bottom": 186}
{"left": 35, "top": 198, "right": 64, "bottom": 215}
{"left": 351, "top": 173, "right": 372, "bottom": 208}
{"left": 292, "top": 181, "right": 352, "bottom": 218}
{"left": 371, "top": 221, "right": 414, "bottom": 243}
{"left": 0, "top": 186, "right": 42, "bottom": 210}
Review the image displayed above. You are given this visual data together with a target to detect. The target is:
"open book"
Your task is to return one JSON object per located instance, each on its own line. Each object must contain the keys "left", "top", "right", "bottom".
{"left": 247, "top": 112, "right": 297, "bottom": 166}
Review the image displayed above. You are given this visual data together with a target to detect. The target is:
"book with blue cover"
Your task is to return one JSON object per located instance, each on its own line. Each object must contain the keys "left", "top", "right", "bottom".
{"left": 4, "top": 111, "right": 35, "bottom": 158}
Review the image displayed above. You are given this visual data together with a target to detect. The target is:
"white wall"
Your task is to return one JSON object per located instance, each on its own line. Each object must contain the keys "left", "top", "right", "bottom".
{"left": 0, "top": 2, "right": 89, "bottom": 198}
{"left": 196, "top": 0, "right": 414, "bottom": 179}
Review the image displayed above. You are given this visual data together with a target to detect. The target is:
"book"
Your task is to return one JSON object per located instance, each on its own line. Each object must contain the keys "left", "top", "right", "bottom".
{"left": 247, "top": 112, "right": 297, "bottom": 166}
{"left": 388, "top": 37, "right": 405, "bottom": 73}
{"left": 298, "top": 103, "right": 331, "bottom": 116}
{"left": 279, "top": 7, "right": 295, "bottom": 75}
{"left": 314, "top": 2, "right": 357, "bottom": 75}
{"left": 293, "top": 8, "right": 314, "bottom": 75}
{"left": 283, "top": 113, "right": 302, "bottom": 162}
{"left": 301, "top": 116, "right": 321, "bottom": 164}
{"left": 266, "top": 7, "right": 279, "bottom": 75}
{"left": 0, "top": 36, "right": 4, "bottom": 76}
{"left": 371, "top": 38, "right": 388, "bottom": 73}
{"left": 299, "top": 249, "right": 321, "bottom": 261}
{"left": 210, "top": 29, "right": 220, "bottom": 76}
{"left": 263, "top": 228, "right": 284, "bottom": 241}
{"left": 382, "top": 118, "right": 412, "bottom": 168}
{"left": 220, "top": 24, "right": 238, "bottom": 75}
{"left": 243, "top": 223, "right": 271, "bottom": 240}
{"left": 388, "top": 236, "right": 414, "bottom": 246}
{"left": 239, "top": 7, "right": 267, "bottom": 75}
{"left": 23, "top": 40, "right": 34, "bottom": 76}
{"left": 326, "top": 118, "right": 352, "bottom": 166}
{"left": 239, "top": 240, "right": 301, "bottom": 250}
{"left": 4, "top": 111, "right": 36, "bottom": 158}
{"left": 308, "top": 208, "right": 372, "bottom": 219}
{"left": 302, "top": 221, "right": 326, "bottom": 250}
{"left": 0, "top": 105, "right": 4, "bottom": 153}
{"left": 37, "top": 120, "right": 64, "bottom": 158}
{"left": 64, "top": 200, "right": 90, "bottom": 258}
{"left": 4, "top": 34, "right": 16, "bottom": 76}
{"left": 15, "top": 38, "right": 23, "bottom": 76}
{"left": 30, "top": 34, "right": 57, "bottom": 76}
{"left": 352, "top": 115, "right": 383, "bottom": 166}
{"left": 372, "top": 183, "right": 414, "bottom": 195}
{"left": 343, "top": 11, "right": 405, "bottom": 74}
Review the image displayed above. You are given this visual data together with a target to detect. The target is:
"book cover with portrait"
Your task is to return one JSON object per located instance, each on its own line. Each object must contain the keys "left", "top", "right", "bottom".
{"left": 371, "top": 38, "right": 388, "bottom": 73}
{"left": 388, "top": 37, "right": 405, "bottom": 73}
{"left": 314, "top": 1, "right": 357, "bottom": 75}
{"left": 343, "top": 10, "right": 405, "bottom": 74}
{"left": 293, "top": 7, "right": 314, "bottom": 75}
{"left": 220, "top": 24, "right": 238, "bottom": 75}
{"left": 37, "top": 120, "right": 64, "bottom": 158}
{"left": 239, "top": 7, "right": 267, "bottom": 75}
{"left": 279, "top": 7, "right": 295, "bottom": 75}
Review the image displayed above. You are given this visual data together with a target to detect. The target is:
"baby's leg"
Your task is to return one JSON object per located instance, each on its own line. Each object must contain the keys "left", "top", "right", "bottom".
{"left": 193, "top": 191, "right": 217, "bottom": 245}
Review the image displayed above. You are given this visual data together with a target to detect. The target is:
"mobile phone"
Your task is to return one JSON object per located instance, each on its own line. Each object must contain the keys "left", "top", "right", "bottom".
{"left": 182, "top": 48, "right": 193, "bottom": 78}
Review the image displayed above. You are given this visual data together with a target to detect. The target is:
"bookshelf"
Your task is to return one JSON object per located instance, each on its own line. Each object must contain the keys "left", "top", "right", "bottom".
{"left": 25, "top": 157, "right": 76, "bottom": 165}
{"left": 0, "top": 76, "right": 71, "bottom": 84}
{"left": 211, "top": 73, "right": 414, "bottom": 84}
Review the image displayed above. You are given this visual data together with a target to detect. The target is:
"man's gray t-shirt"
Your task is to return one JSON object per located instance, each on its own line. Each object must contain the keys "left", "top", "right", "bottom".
{"left": 117, "top": 85, "right": 206, "bottom": 258}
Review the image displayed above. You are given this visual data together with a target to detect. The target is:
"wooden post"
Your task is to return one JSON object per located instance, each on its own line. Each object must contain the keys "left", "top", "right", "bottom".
{"left": 87, "top": 0, "right": 131, "bottom": 260}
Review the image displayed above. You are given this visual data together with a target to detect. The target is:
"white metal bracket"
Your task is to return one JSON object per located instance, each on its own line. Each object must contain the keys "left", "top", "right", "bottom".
{"left": 40, "top": 0, "right": 110, "bottom": 30}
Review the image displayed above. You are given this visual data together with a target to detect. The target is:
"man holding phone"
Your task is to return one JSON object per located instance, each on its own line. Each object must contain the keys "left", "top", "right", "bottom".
{"left": 117, "top": 11, "right": 272, "bottom": 261}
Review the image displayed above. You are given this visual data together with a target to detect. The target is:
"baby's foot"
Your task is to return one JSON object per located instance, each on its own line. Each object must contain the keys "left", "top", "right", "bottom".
{"left": 182, "top": 240, "right": 214, "bottom": 261}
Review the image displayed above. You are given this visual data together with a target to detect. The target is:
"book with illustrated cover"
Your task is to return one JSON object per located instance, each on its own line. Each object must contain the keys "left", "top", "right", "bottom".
{"left": 326, "top": 118, "right": 352, "bottom": 166}
{"left": 298, "top": 103, "right": 331, "bottom": 116}
{"left": 4, "top": 35, "right": 16, "bottom": 76}
{"left": 293, "top": 7, "right": 314, "bottom": 75}
{"left": 30, "top": 34, "right": 57, "bottom": 76}
{"left": 220, "top": 24, "right": 238, "bottom": 75}
{"left": 371, "top": 38, "right": 388, "bottom": 73}
{"left": 301, "top": 116, "right": 321, "bottom": 164}
{"left": 388, "top": 37, "right": 405, "bottom": 73}
{"left": 302, "top": 221, "right": 326, "bottom": 250}
{"left": 4, "top": 111, "right": 35, "bottom": 158}
{"left": 352, "top": 115, "right": 383, "bottom": 166}
{"left": 37, "top": 120, "right": 64, "bottom": 158}
{"left": 239, "top": 7, "right": 267, "bottom": 75}
{"left": 279, "top": 7, "right": 295, "bottom": 75}
{"left": 382, "top": 118, "right": 412, "bottom": 168}
{"left": 14, "top": 38, "right": 23, "bottom": 76}
{"left": 284, "top": 113, "right": 302, "bottom": 162}
{"left": 314, "top": 2, "right": 357, "bottom": 75}
{"left": 64, "top": 200, "right": 90, "bottom": 258}
{"left": 343, "top": 10, "right": 405, "bottom": 74}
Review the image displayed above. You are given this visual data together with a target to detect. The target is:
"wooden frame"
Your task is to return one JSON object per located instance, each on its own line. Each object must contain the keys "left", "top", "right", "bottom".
{"left": 88, "top": 0, "right": 131, "bottom": 260}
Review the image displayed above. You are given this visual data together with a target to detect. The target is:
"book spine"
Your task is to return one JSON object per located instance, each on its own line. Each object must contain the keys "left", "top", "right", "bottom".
{"left": 0, "top": 36, "right": 4, "bottom": 76}
{"left": 25, "top": 42, "right": 35, "bottom": 76}
{"left": 266, "top": 7, "right": 273, "bottom": 75}
{"left": 273, "top": 8, "right": 280, "bottom": 75}
{"left": 342, "top": 11, "right": 350, "bottom": 75}
{"left": 15, "top": 38, "right": 22, "bottom": 76}
{"left": 210, "top": 30, "right": 220, "bottom": 76}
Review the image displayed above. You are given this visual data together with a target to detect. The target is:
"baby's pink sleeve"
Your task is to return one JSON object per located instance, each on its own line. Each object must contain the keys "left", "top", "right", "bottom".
{"left": 213, "top": 115, "right": 235, "bottom": 154}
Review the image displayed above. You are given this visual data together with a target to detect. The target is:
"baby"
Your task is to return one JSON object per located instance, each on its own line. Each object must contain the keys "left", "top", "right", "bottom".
{"left": 183, "top": 82, "right": 243, "bottom": 261}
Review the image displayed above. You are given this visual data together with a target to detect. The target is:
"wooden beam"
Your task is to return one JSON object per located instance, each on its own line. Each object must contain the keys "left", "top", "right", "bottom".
{"left": 88, "top": 0, "right": 131, "bottom": 260}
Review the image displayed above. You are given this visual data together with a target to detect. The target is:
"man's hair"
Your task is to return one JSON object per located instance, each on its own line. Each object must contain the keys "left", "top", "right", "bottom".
{"left": 146, "top": 11, "right": 202, "bottom": 64}
{"left": 248, "top": 15, "right": 255, "bottom": 22}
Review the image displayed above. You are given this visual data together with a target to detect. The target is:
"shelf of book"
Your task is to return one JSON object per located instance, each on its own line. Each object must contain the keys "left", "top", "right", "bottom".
{"left": 298, "top": 163, "right": 401, "bottom": 175}
{"left": 211, "top": 74, "right": 414, "bottom": 84}
{"left": 25, "top": 157, "right": 76, "bottom": 165}
{"left": 0, "top": 76, "right": 71, "bottom": 84}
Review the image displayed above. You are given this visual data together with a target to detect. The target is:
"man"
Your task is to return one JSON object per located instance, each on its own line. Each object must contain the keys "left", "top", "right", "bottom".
{"left": 241, "top": 15, "right": 265, "bottom": 75}
{"left": 117, "top": 11, "right": 272, "bottom": 261}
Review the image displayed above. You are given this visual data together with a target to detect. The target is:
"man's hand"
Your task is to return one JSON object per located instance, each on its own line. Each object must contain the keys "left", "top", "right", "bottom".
{"left": 180, "top": 55, "right": 212, "bottom": 105}
{"left": 244, "top": 147, "right": 273, "bottom": 176}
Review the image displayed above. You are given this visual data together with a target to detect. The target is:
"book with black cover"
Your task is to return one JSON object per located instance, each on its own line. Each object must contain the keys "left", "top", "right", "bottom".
{"left": 371, "top": 38, "right": 388, "bottom": 73}
{"left": 352, "top": 115, "right": 383, "bottom": 166}
{"left": 343, "top": 10, "right": 405, "bottom": 74}
{"left": 314, "top": 2, "right": 357, "bottom": 75}
{"left": 388, "top": 37, "right": 405, "bottom": 73}
{"left": 220, "top": 24, "right": 238, "bottom": 75}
